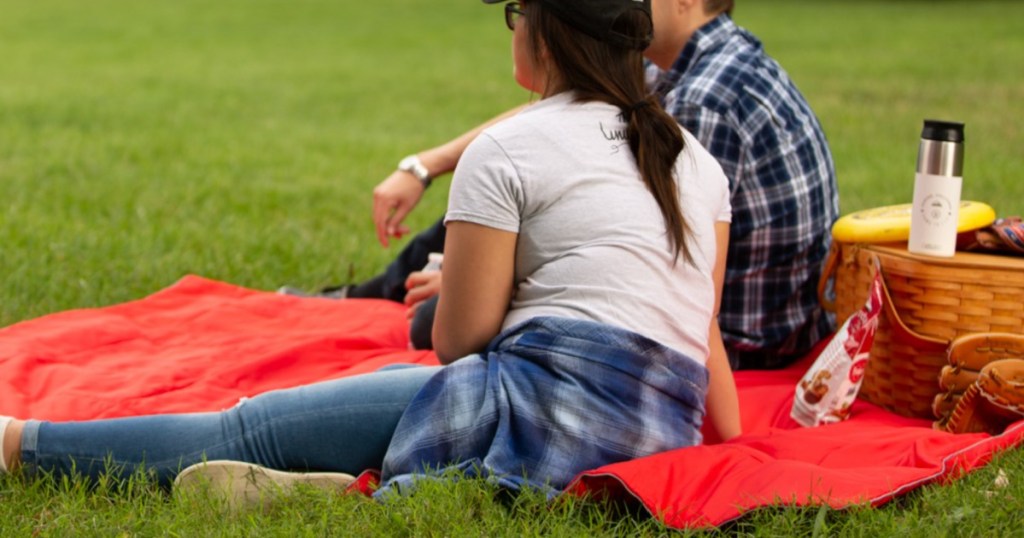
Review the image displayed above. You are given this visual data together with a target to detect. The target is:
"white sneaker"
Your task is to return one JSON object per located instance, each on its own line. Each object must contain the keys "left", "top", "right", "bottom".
{"left": 173, "top": 460, "right": 356, "bottom": 510}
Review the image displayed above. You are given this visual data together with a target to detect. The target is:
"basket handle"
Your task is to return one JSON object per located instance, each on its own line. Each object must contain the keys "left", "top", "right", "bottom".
{"left": 817, "top": 242, "right": 842, "bottom": 313}
{"left": 819, "top": 243, "right": 949, "bottom": 348}
{"left": 867, "top": 253, "right": 947, "bottom": 349}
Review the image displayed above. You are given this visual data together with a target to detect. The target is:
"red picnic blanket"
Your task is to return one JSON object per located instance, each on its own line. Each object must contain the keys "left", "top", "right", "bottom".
{"left": 1, "top": 275, "right": 1021, "bottom": 529}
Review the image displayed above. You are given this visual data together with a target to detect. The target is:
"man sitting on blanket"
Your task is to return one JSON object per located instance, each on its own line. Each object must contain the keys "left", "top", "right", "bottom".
{"left": 283, "top": 0, "right": 840, "bottom": 370}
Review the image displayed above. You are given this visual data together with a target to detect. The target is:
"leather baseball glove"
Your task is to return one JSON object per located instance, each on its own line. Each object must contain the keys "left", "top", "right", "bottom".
{"left": 942, "top": 358, "right": 1024, "bottom": 435}
{"left": 934, "top": 333, "right": 1024, "bottom": 430}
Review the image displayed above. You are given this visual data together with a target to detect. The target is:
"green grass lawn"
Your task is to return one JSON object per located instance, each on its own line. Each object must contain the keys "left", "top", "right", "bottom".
{"left": 2, "top": 0, "right": 1023, "bottom": 535}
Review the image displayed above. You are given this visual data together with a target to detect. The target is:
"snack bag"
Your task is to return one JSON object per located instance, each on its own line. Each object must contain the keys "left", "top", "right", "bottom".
{"left": 791, "top": 268, "right": 884, "bottom": 427}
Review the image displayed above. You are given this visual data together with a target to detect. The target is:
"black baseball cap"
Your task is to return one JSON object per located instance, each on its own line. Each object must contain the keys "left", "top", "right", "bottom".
{"left": 483, "top": 0, "right": 653, "bottom": 50}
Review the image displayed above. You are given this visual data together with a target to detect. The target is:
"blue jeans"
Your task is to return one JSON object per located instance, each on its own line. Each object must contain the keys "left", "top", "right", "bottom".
{"left": 20, "top": 364, "right": 441, "bottom": 487}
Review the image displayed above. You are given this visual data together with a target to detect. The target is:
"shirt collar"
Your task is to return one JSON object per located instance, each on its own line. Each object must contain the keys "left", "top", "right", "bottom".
{"left": 653, "top": 13, "right": 739, "bottom": 96}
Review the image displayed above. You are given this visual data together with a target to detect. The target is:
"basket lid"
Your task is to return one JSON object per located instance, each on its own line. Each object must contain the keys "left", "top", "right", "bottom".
{"left": 864, "top": 243, "right": 1024, "bottom": 270}
{"left": 833, "top": 201, "right": 996, "bottom": 243}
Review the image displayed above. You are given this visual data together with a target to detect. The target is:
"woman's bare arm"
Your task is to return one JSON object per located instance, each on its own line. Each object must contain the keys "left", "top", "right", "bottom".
{"left": 432, "top": 221, "right": 517, "bottom": 364}
{"left": 704, "top": 221, "right": 741, "bottom": 441}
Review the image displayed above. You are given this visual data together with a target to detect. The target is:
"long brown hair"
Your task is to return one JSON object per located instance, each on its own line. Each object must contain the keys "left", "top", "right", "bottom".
{"left": 525, "top": 2, "right": 693, "bottom": 264}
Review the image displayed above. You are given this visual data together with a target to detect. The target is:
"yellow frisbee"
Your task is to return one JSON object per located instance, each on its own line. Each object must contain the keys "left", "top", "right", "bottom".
{"left": 832, "top": 201, "right": 996, "bottom": 243}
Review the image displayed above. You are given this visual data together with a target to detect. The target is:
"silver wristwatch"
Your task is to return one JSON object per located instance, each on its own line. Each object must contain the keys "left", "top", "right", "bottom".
{"left": 397, "top": 154, "right": 432, "bottom": 189}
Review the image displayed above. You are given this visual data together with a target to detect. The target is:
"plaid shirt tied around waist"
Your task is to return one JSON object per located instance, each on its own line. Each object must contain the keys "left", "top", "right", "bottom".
{"left": 378, "top": 316, "right": 708, "bottom": 498}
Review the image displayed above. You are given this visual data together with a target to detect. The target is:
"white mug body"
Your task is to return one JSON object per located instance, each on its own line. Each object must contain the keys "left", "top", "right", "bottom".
{"left": 908, "top": 172, "right": 963, "bottom": 257}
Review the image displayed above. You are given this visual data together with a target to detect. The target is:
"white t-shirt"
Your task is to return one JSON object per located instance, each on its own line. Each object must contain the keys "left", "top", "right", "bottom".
{"left": 445, "top": 92, "right": 731, "bottom": 364}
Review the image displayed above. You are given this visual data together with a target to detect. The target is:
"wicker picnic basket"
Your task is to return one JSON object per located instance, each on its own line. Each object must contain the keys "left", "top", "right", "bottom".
{"left": 819, "top": 241, "right": 1024, "bottom": 419}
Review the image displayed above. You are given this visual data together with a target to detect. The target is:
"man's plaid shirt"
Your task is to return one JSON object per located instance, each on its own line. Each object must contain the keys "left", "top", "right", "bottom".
{"left": 649, "top": 14, "right": 840, "bottom": 368}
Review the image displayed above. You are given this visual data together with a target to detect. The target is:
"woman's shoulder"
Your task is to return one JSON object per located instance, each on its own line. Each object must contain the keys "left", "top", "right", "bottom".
{"left": 679, "top": 128, "right": 727, "bottom": 178}
{"left": 491, "top": 92, "right": 613, "bottom": 130}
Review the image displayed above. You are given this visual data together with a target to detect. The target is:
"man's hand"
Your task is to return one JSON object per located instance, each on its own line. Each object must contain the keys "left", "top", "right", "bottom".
{"left": 404, "top": 270, "right": 442, "bottom": 319}
{"left": 372, "top": 170, "right": 426, "bottom": 247}
{"left": 370, "top": 107, "right": 526, "bottom": 248}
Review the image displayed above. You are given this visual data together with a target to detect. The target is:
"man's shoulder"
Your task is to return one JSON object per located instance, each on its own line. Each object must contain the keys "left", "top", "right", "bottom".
{"left": 682, "top": 36, "right": 782, "bottom": 100}
{"left": 674, "top": 37, "right": 806, "bottom": 130}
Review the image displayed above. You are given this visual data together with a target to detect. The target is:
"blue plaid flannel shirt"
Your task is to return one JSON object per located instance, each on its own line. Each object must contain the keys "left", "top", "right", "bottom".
{"left": 377, "top": 317, "right": 708, "bottom": 498}
{"left": 648, "top": 14, "right": 839, "bottom": 369}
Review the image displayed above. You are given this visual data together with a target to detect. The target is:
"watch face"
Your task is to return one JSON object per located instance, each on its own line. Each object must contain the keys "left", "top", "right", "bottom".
{"left": 399, "top": 156, "right": 428, "bottom": 181}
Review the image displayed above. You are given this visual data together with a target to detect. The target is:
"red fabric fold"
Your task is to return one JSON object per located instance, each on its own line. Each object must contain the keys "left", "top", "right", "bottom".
{"left": 1, "top": 275, "right": 1020, "bottom": 529}
{"left": 0, "top": 275, "right": 437, "bottom": 421}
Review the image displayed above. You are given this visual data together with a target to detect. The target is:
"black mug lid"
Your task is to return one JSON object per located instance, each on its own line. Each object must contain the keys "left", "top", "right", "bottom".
{"left": 921, "top": 119, "right": 965, "bottom": 143}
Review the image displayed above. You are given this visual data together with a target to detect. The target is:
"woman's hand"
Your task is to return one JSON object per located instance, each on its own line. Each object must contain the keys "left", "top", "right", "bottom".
{"left": 404, "top": 270, "right": 443, "bottom": 320}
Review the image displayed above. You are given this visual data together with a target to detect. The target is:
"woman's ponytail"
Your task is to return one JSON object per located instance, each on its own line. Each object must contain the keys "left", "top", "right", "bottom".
{"left": 623, "top": 95, "right": 692, "bottom": 264}
{"left": 527, "top": 3, "right": 693, "bottom": 264}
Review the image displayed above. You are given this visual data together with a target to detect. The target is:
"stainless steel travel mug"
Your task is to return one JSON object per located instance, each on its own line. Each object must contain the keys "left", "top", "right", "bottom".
{"left": 908, "top": 120, "right": 965, "bottom": 257}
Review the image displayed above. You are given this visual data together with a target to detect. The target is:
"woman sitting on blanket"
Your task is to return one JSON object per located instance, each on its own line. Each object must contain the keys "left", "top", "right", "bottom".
{"left": 0, "top": 0, "right": 740, "bottom": 500}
